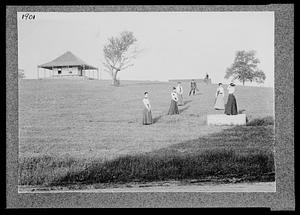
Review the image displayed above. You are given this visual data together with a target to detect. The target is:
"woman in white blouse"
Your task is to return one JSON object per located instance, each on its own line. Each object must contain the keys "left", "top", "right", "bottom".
{"left": 214, "top": 83, "right": 225, "bottom": 110}
{"left": 142, "top": 92, "right": 153, "bottom": 125}
{"left": 176, "top": 82, "right": 184, "bottom": 106}
{"left": 224, "top": 83, "right": 238, "bottom": 115}
{"left": 168, "top": 87, "right": 180, "bottom": 115}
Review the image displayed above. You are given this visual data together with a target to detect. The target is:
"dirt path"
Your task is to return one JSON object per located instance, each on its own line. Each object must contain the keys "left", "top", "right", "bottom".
{"left": 19, "top": 181, "right": 276, "bottom": 193}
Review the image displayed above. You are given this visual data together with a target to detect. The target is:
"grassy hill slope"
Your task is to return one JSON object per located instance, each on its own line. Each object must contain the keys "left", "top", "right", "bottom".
{"left": 18, "top": 79, "right": 275, "bottom": 186}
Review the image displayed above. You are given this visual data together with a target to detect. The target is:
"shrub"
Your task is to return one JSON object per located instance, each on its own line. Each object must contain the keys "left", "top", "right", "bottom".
{"left": 246, "top": 116, "right": 274, "bottom": 126}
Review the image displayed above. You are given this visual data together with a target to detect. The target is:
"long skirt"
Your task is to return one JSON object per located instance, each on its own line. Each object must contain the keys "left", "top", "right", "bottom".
{"left": 189, "top": 88, "right": 196, "bottom": 95}
{"left": 214, "top": 94, "right": 224, "bottom": 110}
{"left": 168, "top": 100, "right": 179, "bottom": 115}
{"left": 177, "top": 93, "right": 184, "bottom": 106}
{"left": 224, "top": 94, "right": 238, "bottom": 115}
{"left": 143, "top": 108, "right": 153, "bottom": 125}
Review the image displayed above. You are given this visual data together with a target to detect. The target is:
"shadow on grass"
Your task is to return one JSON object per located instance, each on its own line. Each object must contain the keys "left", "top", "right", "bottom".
{"left": 19, "top": 117, "right": 275, "bottom": 186}
{"left": 150, "top": 124, "right": 274, "bottom": 157}
{"left": 153, "top": 115, "right": 163, "bottom": 123}
{"left": 238, "top": 109, "right": 246, "bottom": 114}
{"left": 179, "top": 105, "right": 190, "bottom": 114}
{"left": 184, "top": 100, "right": 193, "bottom": 105}
{"left": 188, "top": 93, "right": 201, "bottom": 96}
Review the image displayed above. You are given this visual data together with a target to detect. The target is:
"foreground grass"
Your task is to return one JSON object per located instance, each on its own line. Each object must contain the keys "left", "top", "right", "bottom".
{"left": 19, "top": 117, "right": 275, "bottom": 186}
{"left": 19, "top": 149, "right": 274, "bottom": 186}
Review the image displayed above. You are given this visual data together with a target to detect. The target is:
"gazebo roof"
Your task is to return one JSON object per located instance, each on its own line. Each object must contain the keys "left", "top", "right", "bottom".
{"left": 38, "top": 51, "right": 97, "bottom": 70}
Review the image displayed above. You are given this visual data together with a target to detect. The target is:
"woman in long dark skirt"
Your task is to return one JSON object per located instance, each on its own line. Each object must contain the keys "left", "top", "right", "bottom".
{"left": 168, "top": 87, "right": 179, "bottom": 115}
{"left": 142, "top": 92, "right": 153, "bottom": 125}
{"left": 224, "top": 83, "right": 238, "bottom": 115}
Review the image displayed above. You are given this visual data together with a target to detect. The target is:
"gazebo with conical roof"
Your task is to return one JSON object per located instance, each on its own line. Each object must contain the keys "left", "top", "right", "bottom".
{"left": 37, "top": 51, "right": 99, "bottom": 79}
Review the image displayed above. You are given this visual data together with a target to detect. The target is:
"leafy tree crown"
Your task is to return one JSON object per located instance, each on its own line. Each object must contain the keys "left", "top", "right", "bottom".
{"left": 225, "top": 50, "right": 266, "bottom": 85}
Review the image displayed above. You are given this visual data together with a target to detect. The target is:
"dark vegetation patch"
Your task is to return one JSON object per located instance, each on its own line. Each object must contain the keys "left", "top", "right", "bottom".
{"left": 19, "top": 117, "right": 275, "bottom": 186}
{"left": 19, "top": 149, "right": 274, "bottom": 186}
{"left": 246, "top": 116, "right": 274, "bottom": 126}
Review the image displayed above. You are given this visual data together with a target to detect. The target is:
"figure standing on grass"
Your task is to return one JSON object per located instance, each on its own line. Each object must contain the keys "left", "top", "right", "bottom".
{"left": 214, "top": 83, "right": 225, "bottom": 110}
{"left": 176, "top": 82, "right": 184, "bottom": 106}
{"left": 168, "top": 87, "right": 179, "bottom": 115}
{"left": 189, "top": 79, "right": 197, "bottom": 96}
{"left": 142, "top": 92, "right": 153, "bottom": 125}
{"left": 204, "top": 73, "right": 210, "bottom": 84}
{"left": 224, "top": 83, "right": 238, "bottom": 115}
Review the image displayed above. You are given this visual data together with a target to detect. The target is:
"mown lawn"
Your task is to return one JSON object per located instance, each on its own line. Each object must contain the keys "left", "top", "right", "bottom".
{"left": 19, "top": 79, "right": 274, "bottom": 159}
{"left": 19, "top": 120, "right": 275, "bottom": 186}
{"left": 18, "top": 79, "right": 275, "bottom": 186}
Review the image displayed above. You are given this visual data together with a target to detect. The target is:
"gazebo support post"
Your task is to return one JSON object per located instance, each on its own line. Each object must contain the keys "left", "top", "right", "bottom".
{"left": 37, "top": 66, "right": 39, "bottom": 79}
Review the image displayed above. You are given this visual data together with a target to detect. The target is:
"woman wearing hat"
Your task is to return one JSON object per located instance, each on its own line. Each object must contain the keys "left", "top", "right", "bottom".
{"left": 168, "top": 87, "right": 180, "bottom": 115}
{"left": 214, "top": 83, "right": 225, "bottom": 110}
{"left": 224, "top": 83, "right": 238, "bottom": 115}
{"left": 142, "top": 92, "right": 153, "bottom": 125}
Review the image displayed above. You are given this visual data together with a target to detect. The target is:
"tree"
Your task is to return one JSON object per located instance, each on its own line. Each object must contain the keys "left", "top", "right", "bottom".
{"left": 102, "top": 31, "right": 140, "bottom": 86}
{"left": 225, "top": 50, "right": 266, "bottom": 86}
{"left": 18, "top": 69, "right": 25, "bottom": 79}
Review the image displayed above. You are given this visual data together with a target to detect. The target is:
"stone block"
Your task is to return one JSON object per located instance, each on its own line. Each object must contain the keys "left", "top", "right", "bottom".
{"left": 207, "top": 114, "right": 246, "bottom": 126}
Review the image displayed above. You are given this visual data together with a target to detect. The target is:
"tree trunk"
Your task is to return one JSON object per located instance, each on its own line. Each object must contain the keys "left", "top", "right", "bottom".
{"left": 112, "top": 70, "right": 119, "bottom": 86}
{"left": 242, "top": 80, "right": 245, "bottom": 86}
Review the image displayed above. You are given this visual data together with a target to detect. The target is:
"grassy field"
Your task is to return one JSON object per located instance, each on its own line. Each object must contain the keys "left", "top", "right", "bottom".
{"left": 18, "top": 79, "right": 275, "bottom": 186}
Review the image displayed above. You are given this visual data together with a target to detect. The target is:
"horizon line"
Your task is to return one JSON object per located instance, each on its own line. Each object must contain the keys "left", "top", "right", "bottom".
{"left": 20, "top": 78, "right": 274, "bottom": 88}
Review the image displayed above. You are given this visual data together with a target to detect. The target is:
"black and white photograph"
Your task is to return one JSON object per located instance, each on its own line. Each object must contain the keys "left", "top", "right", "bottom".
{"left": 16, "top": 10, "right": 277, "bottom": 193}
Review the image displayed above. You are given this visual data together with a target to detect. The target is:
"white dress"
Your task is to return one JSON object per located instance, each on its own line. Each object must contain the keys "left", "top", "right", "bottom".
{"left": 176, "top": 86, "right": 184, "bottom": 106}
{"left": 214, "top": 86, "right": 225, "bottom": 110}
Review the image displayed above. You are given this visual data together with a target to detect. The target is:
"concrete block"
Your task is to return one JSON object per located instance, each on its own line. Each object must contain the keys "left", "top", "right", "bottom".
{"left": 207, "top": 114, "right": 246, "bottom": 126}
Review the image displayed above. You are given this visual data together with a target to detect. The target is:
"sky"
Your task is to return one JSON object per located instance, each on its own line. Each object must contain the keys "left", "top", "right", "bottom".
{"left": 18, "top": 12, "right": 274, "bottom": 87}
